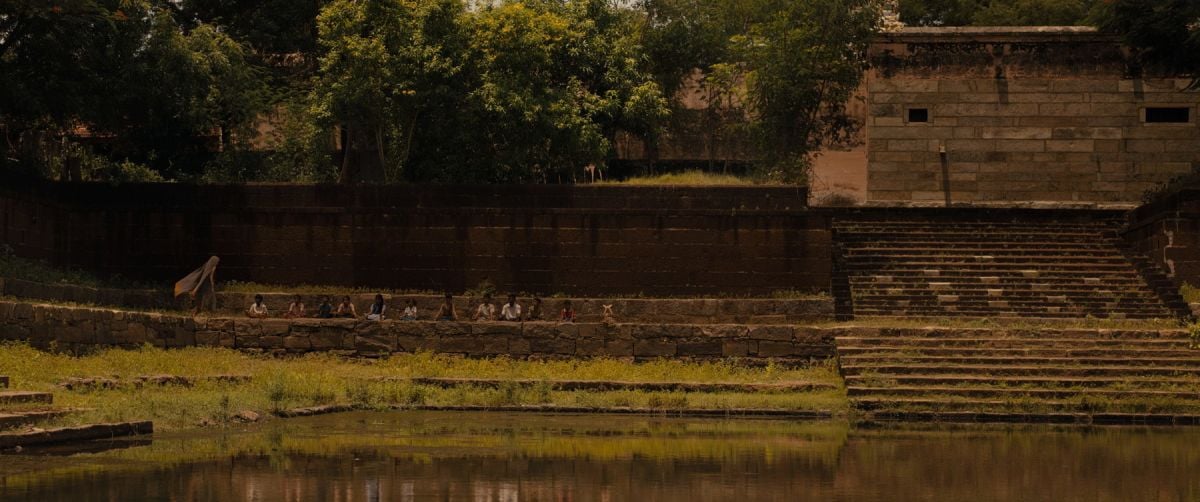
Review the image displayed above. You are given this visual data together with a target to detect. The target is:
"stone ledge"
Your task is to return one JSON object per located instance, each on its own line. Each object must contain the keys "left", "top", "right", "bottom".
{"left": 0, "top": 300, "right": 837, "bottom": 362}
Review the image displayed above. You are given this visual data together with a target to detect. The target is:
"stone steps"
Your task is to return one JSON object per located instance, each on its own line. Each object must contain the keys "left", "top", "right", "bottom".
{"left": 836, "top": 325, "right": 1200, "bottom": 423}
{"left": 838, "top": 336, "right": 1190, "bottom": 348}
{"left": 845, "top": 374, "right": 1199, "bottom": 389}
{"left": 842, "top": 354, "right": 1200, "bottom": 366}
{"left": 843, "top": 363, "right": 1200, "bottom": 377}
{"left": 832, "top": 213, "right": 1184, "bottom": 320}
{"left": 0, "top": 391, "right": 53, "bottom": 406}
{"left": 854, "top": 396, "right": 1200, "bottom": 410}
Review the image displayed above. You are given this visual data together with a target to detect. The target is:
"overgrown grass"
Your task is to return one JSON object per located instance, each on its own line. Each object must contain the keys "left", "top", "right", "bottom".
{"left": 1182, "top": 283, "right": 1199, "bottom": 304}
{"left": 0, "top": 252, "right": 105, "bottom": 288}
{"left": 0, "top": 342, "right": 845, "bottom": 431}
{"left": 600, "top": 171, "right": 769, "bottom": 186}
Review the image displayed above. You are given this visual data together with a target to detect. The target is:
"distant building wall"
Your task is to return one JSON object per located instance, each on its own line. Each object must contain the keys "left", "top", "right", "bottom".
{"left": 866, "top": 27, "right": 1200, "bottom": 204}
{"left": 0, "top": 182, "right": 830, "bottom": 296}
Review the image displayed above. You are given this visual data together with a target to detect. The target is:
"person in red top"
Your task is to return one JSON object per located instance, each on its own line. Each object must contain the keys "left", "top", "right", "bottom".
{"left": 559, "top": 300, "right": 576, "bottom": 323}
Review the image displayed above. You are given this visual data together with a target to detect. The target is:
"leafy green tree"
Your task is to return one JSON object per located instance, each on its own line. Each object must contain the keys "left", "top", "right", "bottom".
{"left": 0, "top": 0, "right": 269, "bottom": 180}
{"left": 733, "top": 0, "right": 878, "bottom": 181}
{"left": 312, "top": 0, "right": 467, "bottom": 183}
{"left": 460, "top": 0, "right": 668, "bottom": 182}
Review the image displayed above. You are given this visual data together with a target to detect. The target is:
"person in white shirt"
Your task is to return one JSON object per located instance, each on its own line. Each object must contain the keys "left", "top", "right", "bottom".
{"left": 402, "top": 299, "right": 418, "bottom": 320}
{"left": 501, "top": 294, "right": 522, "bottom": 321}
{"left": 473, "top": 293, "right": 496, "bottom": 321}
{"left": 247, "top": 294, "right": 269, "bottom": 319}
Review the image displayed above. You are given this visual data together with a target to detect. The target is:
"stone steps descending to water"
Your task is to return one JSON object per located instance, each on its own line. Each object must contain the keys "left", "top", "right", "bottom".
{"left": 836, "top": 327, "right": 1200, "bottom": 423}
{"left": 832, "top": 212, "right": 1189, "bottom": 320}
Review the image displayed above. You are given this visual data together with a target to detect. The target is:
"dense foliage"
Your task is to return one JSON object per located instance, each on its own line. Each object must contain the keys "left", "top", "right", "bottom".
{"left": 0, "top": 0, "right": 888, "bottom": 184}
{"left": 897, "top": 0, "right": 1099, "bottom": 26}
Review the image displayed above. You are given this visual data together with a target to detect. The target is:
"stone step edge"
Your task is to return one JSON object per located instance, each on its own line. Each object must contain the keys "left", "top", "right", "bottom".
{"left": 841, "top": 364, "right": 1200, "bottom": 374}
{"left": 0, "top": 409, "right": 76, "bottom": 430}
{"left": 0, "top": 391, "right": 53, "bottom": 405}
{"left": 271, "top": 403, "right": 834, "bottom": 420}
{"left": 860, "top": 411, "right": 1200, "bottom": 426}
{"left": 0, "top": 421, "right": 153, "bottom": 450}
{"left": 845, "top": 385, "right": 1200, "bottom": 398}
{"left": 373, "top": 377, "right": 839, "bottom": 393}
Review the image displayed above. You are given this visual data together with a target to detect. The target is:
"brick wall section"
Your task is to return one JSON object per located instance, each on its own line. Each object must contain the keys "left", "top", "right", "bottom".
{"left": 1124, "top": 188, "right": 1200, "bottom": 289}
{"left": 1, "top": 182, "right": 830, "bottom": 296}
{"left": 867, "top": 27, "right": 1200, "bottom": 203}
{"left": 0, "top": 300, "right": 836, "bottom": 363}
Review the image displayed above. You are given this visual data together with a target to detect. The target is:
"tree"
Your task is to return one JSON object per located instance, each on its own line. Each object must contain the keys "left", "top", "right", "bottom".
{"left": 460, "top": 0, "right": 668, "bottom": 182}
{"left": 0, "top": 0, "right": 269, "bottom": 180}
{"left": 898, "top": 0, "right": 1098, "bottom": 26}
{"left": 312, "top": 0, "right": 468, "bottom": 183}
{"left": 1093, "top": 0, "right": 1200, "bottom": 87}
{"left": 734, "top": 0, "right": 878, "bottom": 181}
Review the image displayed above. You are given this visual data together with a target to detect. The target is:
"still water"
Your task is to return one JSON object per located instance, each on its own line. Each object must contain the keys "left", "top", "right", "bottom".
{"left": 2, "top": 411, "right": 1198, "bottom": 501}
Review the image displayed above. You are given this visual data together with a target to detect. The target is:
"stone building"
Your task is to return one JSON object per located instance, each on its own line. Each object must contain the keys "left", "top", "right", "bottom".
{"left": 864, "top": 26, "right": 1200, "bottom": 205}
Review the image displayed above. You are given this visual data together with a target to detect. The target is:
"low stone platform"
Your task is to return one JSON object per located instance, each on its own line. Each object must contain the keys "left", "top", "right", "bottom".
{"left": 0, "top": 300, "right": 835, "bottom": 363}
{"left": 0, "top": 277, "right": 833, "bottom": 324}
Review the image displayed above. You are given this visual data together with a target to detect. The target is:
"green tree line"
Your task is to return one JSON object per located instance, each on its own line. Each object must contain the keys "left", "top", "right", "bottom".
{"left": 0, "top": 0, "right": 1193, "bottom": 184}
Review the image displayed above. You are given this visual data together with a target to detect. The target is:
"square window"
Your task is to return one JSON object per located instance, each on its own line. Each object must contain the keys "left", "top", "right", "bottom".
{"left": 907, "top": 108, "right": 929, "bottom": 123}
{"left": 1145, "top": 107, "right": 1190, "bottom": 123}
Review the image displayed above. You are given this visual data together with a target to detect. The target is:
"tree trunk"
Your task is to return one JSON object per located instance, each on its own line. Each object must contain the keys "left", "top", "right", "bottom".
{"left": 338, "top": 122, "right": 386, "bottom": 184}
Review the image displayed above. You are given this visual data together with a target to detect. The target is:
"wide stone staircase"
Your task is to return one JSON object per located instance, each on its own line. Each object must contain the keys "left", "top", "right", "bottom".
{"left": 837, "top": 327, "right": 1200, "bottom": 424}
{"left": 832, "top": 210, "right": 1190, "bottom": 320}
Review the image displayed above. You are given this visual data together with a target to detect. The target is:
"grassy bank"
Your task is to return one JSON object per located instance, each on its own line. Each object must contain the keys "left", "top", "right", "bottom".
{"left": 599, "top": 171, "right": 770, "bottom": 186}
{"left": 0, "top": 342, "right": 845, "bottom": 432}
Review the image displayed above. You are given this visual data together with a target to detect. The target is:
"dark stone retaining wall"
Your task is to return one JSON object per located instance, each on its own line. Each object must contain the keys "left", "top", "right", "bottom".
{"left": 0, "top": 182, "right": 828, "bottom": 297}
{"left": 1124, "top": 188, "right": 1200, "bottom": 289}
{"left": 0, "top": 278, "right": 835, "bottom": 324}
{"left": 0, "top": 300, "right": 836, "bottom": 362}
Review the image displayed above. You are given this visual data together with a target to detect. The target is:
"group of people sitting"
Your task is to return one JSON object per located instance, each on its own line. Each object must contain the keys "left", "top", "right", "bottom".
{"left": 246, "top": 292, "right": 579, "bottom": 322}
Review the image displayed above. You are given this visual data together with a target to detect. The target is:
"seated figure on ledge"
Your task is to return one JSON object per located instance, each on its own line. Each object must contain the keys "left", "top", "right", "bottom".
{"left": 436, "top": 293, "right": 458, "bottom": 321}
{"left": 366, "top": 294, "right": 387, "bottom": 321}
{"left": 247, "top": 294, "right": 269, "bottom": 319}
{"left": 335, "top": 295, "right": 356, "bottom": 318}
{"left": 283, "top": 295, "right": 305, "bottom": 318}
{"left": 315, "top": 296, "right": 334, "bottom": 319}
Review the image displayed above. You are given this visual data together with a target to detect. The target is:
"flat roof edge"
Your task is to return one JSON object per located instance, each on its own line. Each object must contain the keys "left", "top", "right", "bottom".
{"left": 878, "top": 26, "right": 1122, "bottom": 43}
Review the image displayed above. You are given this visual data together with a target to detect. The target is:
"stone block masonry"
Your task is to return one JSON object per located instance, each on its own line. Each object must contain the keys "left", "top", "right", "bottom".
{"left": 1124, "top": 188, "right": 1200, "bottom": 291}
{"left": 867, "top": 28, "right": 1200, "bottom": 204}
{"left": 0, "top": 182, "right": 830, "bottom": 297}
{"left": 0, "top": 300, "right": 836, "bottom": 363}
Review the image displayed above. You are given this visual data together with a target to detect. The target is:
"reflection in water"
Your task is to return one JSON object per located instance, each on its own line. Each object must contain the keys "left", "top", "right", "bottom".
{"left": 2, "top": 412, "right": 1200, "bottom": 501}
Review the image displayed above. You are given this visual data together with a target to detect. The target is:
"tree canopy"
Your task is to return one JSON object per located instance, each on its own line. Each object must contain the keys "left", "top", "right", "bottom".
{"left": 0, "top": 0, "right": 891, "bottom": 184}
{"left": 898, "top": 0, "right": 1098, "bottom": 27}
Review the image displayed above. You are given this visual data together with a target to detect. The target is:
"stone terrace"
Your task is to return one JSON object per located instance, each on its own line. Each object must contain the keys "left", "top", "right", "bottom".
{"left": 0, "top": 277, "right": 834, "bottom": 325}
{"left": 0, "top": 300, "right": 836, "bottom": 364}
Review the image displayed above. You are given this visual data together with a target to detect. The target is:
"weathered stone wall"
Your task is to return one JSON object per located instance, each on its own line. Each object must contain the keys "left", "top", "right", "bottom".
{"left": 0, "top": 277, "right": 835, "bottom": 324}
{"left": 1124, "top": 187, "right": 1200, "bottom": 289}
{"left": 1, "top": 181, "right": 829, "bottom": 296}
{"left": 0, "top": 300, "right": 837, "bottom": 363}
{"left": 867, "top": 27, "right": 1200, "bottom": 204}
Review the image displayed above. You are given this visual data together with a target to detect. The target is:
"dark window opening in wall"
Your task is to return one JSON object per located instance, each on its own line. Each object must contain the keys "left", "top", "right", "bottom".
{"left": 1145, "top": 107, "right": 1191, "bottom": 123}
{"left": 908, "top": 108, "right": 929, "bottom": 123}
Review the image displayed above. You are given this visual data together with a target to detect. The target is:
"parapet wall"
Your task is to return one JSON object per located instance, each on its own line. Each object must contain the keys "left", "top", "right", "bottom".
{"left": 867, "top": 27, "right": 1200, "bottom": 204}
{"left": 1124, "top": 188, "right": 1200, "bottom": 289}
{"left": 1, "top": 182, "right": 829, "bottom": 296}
{"left": 0, "top": 300, "right": 836, "bottom": 363}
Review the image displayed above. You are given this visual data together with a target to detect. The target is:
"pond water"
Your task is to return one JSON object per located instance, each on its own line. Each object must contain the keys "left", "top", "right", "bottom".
{"left": 2, "top": 411, "right": 1199, "bottom": 501}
